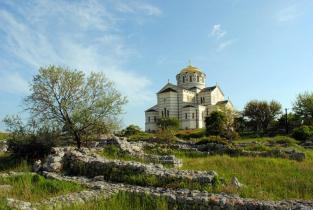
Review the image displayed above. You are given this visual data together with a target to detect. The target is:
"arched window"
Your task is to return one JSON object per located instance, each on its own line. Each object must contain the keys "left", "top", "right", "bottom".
{"left": 148, "top": 117, "right": 150, "bottom": 122}
{"left": 185, "top": 113, "right": 187, "bottom": 119}
{"left": 154, "top": 116, "right": 156, "bottom": 122}
{"left": 192, "top": 113, "right": 195, "bottom": 119}
{"left": 197, "top": 76, "right": 199, "bottom": 82}
{"left": 183, "top": 76, "right": 185, "bottom": 83}
{"left": 167, "top": 110, "right": 169, "bottom": 117}
{"left": 190, "top": 76, "right": 192, "bottom": 82}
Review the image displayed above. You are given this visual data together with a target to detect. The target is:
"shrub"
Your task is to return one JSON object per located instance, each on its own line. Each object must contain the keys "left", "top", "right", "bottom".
{"left": 205, "top": 111, "right": 226, "bottom": 136}
{"left": 270, "top": 136, "right": 299, "bottom": 145}
{"left": 292, "top": 125, "right": 313, "bottom": 141}
{"left": 8, "top": 131, "right": 56, "bottom": 160}
{"left": 195, "top": 135, "right": 229, "bottom": 145}
{"left": 156, "top": 130, "right": 177, "bottom": 143}
{"left": 175, "top": 129, "right": 206, "bottom": 139}
{"left": 156, "top": 117, "right": 179, "bottom": 131}
{"left": 121, "top": 125, "right": 142, "bottom": 136}
{"left": 0, "top": 132, "right": 9, "bottom": 141}
{"left": 127, "top": 132, "right": 156, "bottom": 141}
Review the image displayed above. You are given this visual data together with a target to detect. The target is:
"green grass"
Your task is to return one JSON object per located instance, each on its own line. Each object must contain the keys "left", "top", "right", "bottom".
{"left": 181, "top": 150, "right": 313, "bottom": 200}
{"left": 99, "top": 145, "right": 143, "bottom": 162}
{"left": 0, "top": 152, "right": 32, "bottom": 172}
{"left": 60, "top": 191, "right": 174, "bottom": 210}
{"left": 0, "top": 173, "right": 84, "bottom": 202}
{"left": 0, "top": 132, "right": 9, "bottom": 141}
{"left": 99, "top": 145, "right": 173, "bottom": 168}
{"left": 127, "top": 132, "right": 156, "bottom": 142}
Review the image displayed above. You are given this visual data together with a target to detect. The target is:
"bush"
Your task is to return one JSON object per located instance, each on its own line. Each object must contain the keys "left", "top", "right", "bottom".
{"left": 8, "top": 131, "right": 56, "bottom": 160}
{"left": 127, "top": 132, "right": 156, "bottom": 141}
{"left": 121, "top": 125, "right": 142, "bottom": 136}
{"left": 0, "top": 132, "right": 9, "bottom": 141}
{"left": 292, "top": 125, "right": 313, "bottom": 141}
{"left": 205, "top": 111, "right": 226, "bottom": 136}
{"left": 195, "top": 135, "right": 229, "bottom": 145}
{"left": 270, "top": 136, "right": 299, "bottom": 145}
{"left": 156, "top": 130, "right": 177, "bottom": 143}
{"left": 175, "top": 129, "right": 206, "bottom": 139}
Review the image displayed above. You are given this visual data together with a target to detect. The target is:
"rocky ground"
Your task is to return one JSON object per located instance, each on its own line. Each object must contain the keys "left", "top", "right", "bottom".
{"left": 1, "top": 136, "right": 313, "bottom": 209}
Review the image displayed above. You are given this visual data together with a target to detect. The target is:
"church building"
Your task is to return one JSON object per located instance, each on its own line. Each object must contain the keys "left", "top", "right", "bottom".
{"left": 145, "top": 64, "right": 233, "bottom": 132}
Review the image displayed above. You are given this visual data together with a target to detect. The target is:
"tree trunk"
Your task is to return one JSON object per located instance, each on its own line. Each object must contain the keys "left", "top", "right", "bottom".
{"left": 74, "top": 132, "right": 81, "bottom": 149}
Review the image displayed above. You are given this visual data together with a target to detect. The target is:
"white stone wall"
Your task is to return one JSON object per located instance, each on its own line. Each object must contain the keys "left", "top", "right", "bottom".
{"left": 181, "top": 107, "right": 197, "bottom": 130}
{"left": 197, "top": 105, "right": 206, "bottom": 128}
{"left": 182, "top": 90, "right": 196, "bottom": 103}
{"left": 145, "top": 111, "right": 158, "bottom": 132}
{"left": 176, "top": 72, "right": 206, "bottom": 90}
{"left": 157, "top": 91, "right": 179, "bottom": 118}
{"left": 211, "top": 88, "right": 224, "bottom": 105}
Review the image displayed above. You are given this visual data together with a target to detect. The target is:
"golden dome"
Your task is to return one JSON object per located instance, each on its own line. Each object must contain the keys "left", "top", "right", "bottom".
{"left": 180, "top": 65, "right": 202, "bottom": 74}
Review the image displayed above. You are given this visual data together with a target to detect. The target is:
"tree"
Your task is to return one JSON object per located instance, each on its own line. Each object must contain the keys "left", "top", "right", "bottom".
{"left": 243, "top": 100, "right": 282, "bottom": 134}
{"left": 205, "top": 111, "right": 226, "bottom": 136}
{"left": 25, "top": 66, "right": 127, "bottom": 148}
{"left": 122, "top": 124, "right": 142, "bottom": 136}
{"left": 205, "top": 110, "right": 239, "bottom": 140}
{"left": 293, "top": 92, "right": 313, "bottom": 125}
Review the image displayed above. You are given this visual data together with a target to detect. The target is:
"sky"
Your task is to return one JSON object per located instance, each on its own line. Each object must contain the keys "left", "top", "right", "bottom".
{"left": 0, "top": 0, "right": 313, "bottom": 130}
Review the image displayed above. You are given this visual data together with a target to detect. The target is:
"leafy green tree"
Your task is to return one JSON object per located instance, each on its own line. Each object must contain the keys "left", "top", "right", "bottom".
{"left": 122, "top": 125, "right": 142, "bottom": 136}
{"left": 275, "top": 112, "right": 301, "bottom": 134}
{"left": 25, "top": 66, "right": 127, "bottom": 148}
{"left": 205, "top": 111, "right": 226, "bottom": 136}
{"left": 243, "top": 100, "right": 282, "bottom": 134}
{"left": 293, "top": 92, "right": 313, "bottom": 125}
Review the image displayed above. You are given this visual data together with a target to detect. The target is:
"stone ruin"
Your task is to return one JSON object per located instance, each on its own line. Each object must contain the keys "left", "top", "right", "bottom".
{"left": 3, "top": 135, "right": 313, "bottom": 209}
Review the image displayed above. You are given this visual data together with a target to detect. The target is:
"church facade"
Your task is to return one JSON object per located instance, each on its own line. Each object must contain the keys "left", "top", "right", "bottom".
{"left": 145, "top": 65, "right": 233, "bottom": 132}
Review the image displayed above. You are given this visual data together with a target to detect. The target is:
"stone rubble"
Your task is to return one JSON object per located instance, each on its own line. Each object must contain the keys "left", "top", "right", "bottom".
{"left": 3, "top": 159, "right": 313, "bottom": 210}
{"left": 89, "top": 135, "right": 183, "bottom": 167}
{"left": 0, "top": 140, "right": 8, "bottom": 152}
{"left": 37, "top": 172, "right": 313, "bottom": 210}
{"left": 61, "top": 147, "right": 217, "bottom": 185}
{"left": 6, "top": 198, "right": 35, "bottom": 210}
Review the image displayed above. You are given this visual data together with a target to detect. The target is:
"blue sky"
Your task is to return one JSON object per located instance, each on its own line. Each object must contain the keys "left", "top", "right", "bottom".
{"left": 0, "top": 0, "right": 313, "bottom": 130}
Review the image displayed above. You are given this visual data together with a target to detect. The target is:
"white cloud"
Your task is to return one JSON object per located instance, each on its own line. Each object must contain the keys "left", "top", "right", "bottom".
{"left": 0, "top": 0, "right": 159, "bottom": 104}
{"left": 210, "top": 24, "right": 227, "bottom": 39}
{"left": 116, "top": 1, "right": 162, "bottom": 16}
{"left": 276, "top": 4, "right": 301, "bottom": 22}
{"left": 217, "top": 39, "right": 236, "bottom": 52}
{"left": 0, "top": 72, "right": 29, "bottom": 94}
{"left": 210, "top": 24, "right": 236, "bottom": 52}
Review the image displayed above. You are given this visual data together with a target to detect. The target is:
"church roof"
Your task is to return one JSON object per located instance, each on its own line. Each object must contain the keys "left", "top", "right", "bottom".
{"left": 145, "top": 105, "right": 158, "bottom": 112}
{"left": 157, "top": 83, "right": 179, "bottom": 94}
{"left": 200, "top": 85, "right": 217, "bottom": 92}
{"left": 200, "top": 85, "right": 225, "bottom": 96}
{"left": 216, "top": 100, "right": 234, "bottom": 108}
{"left": 216, "top": 100, "right": 229, "bottom": 105}
{"left": 159, "top": 87, "right": 177, "bottom": 94}
{"left": 180, "top": 65, "right": 203, "bottom": 74}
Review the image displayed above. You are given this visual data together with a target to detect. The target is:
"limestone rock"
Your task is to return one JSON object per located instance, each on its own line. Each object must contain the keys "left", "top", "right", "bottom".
{"left": 32, "top": 160, "right": 42, "bottom": 172}
{"left": 231, "top": 176, "right": 243, "bottom": 188}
